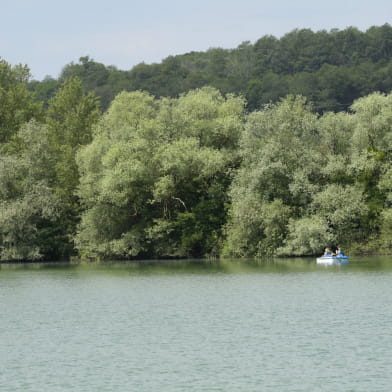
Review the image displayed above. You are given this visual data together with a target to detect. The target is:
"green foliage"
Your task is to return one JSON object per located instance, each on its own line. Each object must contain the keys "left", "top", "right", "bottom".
{"left": 277, "top": 216, "right": 334, "bottom": 256}
{"left": 223, "top": 96, "right": 321, "bottom": 256}
{"left": 310, "top": 184, "right": 368, "bottom": 244}
{"left": 46, "top": 77, "right": 101, "bottom": 197}
{"left": 350, "top": 92, "right": 392, "bottom": 151}
{"left": 75, "top": 87, "right": 244, "bottom": 259}
{"left": 26, "top": 25, "right": 392, "bottom": 114}
{"left": 0, "top": 121, "right": 58, "bottom": 260}
{"left": 0, "top": 60, "right": 43, "bottom": 144}
{"left": 44, "top": 77, "right": 101, "bottom": 257}
{"left": 2, "top": 32, "right": 392, "bottom": 260}
{"left": 27, "top": 76, "right": 59, "bottom": 107}
{"left": 224, "top": 92, "right": 392, "bottom": 257}
{"left": 379, "top": 209, "right": 392, "bottom": 252}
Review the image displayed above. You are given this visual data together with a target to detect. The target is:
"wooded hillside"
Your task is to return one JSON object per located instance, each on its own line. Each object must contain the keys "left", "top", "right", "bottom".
{"left": 1, "top": 24, "right": 391, "bottom": 261}
{"left": 29, "top": 25, "right": 392, "bottom": 112}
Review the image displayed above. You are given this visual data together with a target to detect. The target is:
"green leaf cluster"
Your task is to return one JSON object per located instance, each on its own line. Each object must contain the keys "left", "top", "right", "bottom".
{"left": 224, "top": 93, "right": 392, "bottom": 257}
{"left": 75, "top": 87, "right": 245, "bottom": 259}
{"left": 0, "top": 69, "right": 100, "bottom": 260}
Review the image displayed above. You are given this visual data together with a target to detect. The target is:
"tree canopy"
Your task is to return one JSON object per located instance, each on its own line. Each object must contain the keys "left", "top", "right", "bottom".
{"left": 1, "top": 24, "right": 392, "bottom": 261}
{"left": 28, "top": 24, "right": 392, "bottom": 113}
{"left": 75, "top": 88, "right": 245, "bottom": 259}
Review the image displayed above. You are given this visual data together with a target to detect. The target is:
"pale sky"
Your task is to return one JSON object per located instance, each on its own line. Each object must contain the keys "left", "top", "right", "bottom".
{"left": 1, "top": 0, "right": 391, "bottom": 80}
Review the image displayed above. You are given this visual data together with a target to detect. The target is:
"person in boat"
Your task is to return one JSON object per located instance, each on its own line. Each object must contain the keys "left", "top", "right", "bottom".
{"left": 335, "top": 247, "right": 344, "bottom": 256}
{"left": 322, "top": 248, "right": 334, "bottom": 257}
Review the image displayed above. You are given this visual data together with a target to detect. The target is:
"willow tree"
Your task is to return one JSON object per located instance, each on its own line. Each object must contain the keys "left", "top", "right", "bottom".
{"left": 224, "top": 93, "right": 392, "bottom": 257}
{"left": 347, "top": 92, "right": 392, "bottom": 253}
{"left": 0, "top": 60, "right": 42, "bottom": 145}
{"left": 75, "top": 87, "right": 245, "bottom": 259}
{"left": 223, "top": 96, "right": 322, "bottom": 257}
{"left": 0, "top": 121, "right": 58, "bottom": 260}
{"left": 43, "top": 77, "right": 101, "bottom": 257}
{"left": 0, "top": 61, "right": 50, "bottom": 260}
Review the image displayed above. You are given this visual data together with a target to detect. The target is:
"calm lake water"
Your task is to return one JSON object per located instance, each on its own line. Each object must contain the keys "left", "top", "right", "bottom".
{"left": 1, "top": 257, "right": 392, "bottom": 391}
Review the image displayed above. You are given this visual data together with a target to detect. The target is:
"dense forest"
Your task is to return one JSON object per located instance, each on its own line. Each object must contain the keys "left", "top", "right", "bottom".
{"left": 1, "top": 25, "right": 392, "bottom": 261}
{"left": 28, "top": 24, "right": 392, "bottom": 112}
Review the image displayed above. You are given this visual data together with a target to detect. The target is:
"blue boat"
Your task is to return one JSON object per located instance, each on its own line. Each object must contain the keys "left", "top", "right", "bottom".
{"left": 316, "top": 255, "right": 349, "bottom": 265}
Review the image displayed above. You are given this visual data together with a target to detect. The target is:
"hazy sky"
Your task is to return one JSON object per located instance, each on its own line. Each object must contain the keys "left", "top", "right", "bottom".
{"left": 1, "top": 0, "right": 391, "bottom": 80}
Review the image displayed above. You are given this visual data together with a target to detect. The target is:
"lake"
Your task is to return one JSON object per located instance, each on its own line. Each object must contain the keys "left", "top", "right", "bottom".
{"left": 1, "top": 257, "right": 392, "bottom": 391}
